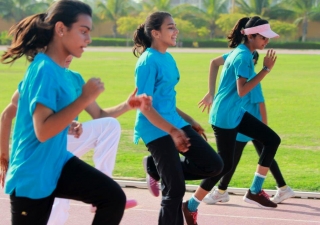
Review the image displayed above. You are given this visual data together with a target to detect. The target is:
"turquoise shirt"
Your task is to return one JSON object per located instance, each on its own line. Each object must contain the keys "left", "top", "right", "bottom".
{"left": 134, "top": 48, "right": 188, "bottom": 144}
{"left": 5, "top": 53, "right": 77, "bottom": 199}
{"left": 210, "top": 44, "right": 255, "bottom": 129}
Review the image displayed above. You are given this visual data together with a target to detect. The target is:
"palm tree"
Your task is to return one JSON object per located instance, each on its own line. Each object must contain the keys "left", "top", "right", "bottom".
{"left": 96, "top": 0, "right": 137, "bottom": 37}
{"left": 0, "top": 0, "right": 49, "bottom": 22}
{"left": 282, "top": 0, "right": 320, "bottom": 42}
{"left": 191, "top": 0, "right": 229, "bottom": 39}
{"left": 234, "top": 0, "right": 294, "bottom": 19}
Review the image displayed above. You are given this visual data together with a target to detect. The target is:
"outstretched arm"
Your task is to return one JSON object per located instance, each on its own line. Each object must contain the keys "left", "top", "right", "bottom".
{"left": 198, "top": 55, "right": 225, "bottom": 113}
{"left": 0, "top": 90, "right": 19, "bottom": 188}
{"left": 85, "top": 88, "right": 152, "bottom": 119}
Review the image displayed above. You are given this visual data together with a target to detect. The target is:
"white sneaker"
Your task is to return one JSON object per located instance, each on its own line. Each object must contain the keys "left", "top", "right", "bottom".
{"left": 203, "top": 189, "right": 230, "bottom": 204}
{"left": 270, "top": 186, "right": 295, "bottom": 203}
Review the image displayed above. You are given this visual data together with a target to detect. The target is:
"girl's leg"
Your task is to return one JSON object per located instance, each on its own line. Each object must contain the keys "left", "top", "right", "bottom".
{"left": 238, "top": 112, "right": 280, "bottom": 208}
{"left": 218, "top": 141, "right": 247, "bottom": 191}
{"left": 147, "top": 136, "right": 186, "bottom": 225}
{"left": 55, "top": 156, "right": 126, "bottom": 225}
{"left": 68, "top": 118, "right": 121, "bottom": 176}
{"left": 203, "top": 141, "right": 248, "bottom": 205}
{"left": 48, "top": 118, "right": 121, "bottom": 225}
{"left": 46, "top": 198, "right": 70, "bottom": 225}
{"left": 251, "top": 140, "right": 286, "bottom": 187}
{"left": 10, "top": 191, "right": 55, "bottom": 225}
{"left": 252, "top": 140, "right": 295, "bottom": 203}
{"left": 238, "top": 112, "right": 280, "bottom": 170}
{"left": 199, "top": 125, "right": 238, "bottom": 192}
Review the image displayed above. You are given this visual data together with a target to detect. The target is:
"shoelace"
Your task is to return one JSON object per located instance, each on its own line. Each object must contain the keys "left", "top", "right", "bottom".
{"left": 259, "top": 190, "right": 270, "bottom": 199}
{"left": 150, "top": 177, "right": 158, "bottom": 187}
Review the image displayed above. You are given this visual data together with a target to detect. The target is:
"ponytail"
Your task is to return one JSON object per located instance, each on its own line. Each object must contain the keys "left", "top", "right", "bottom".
{"left": 1, "top": 13, "right": 52, "bottom": 64}
{"left": 132, "top": 23, "right": 151, "bottom": 58}
{"left": 227, "top": 17, "right": 250, "bottom": 48}
{"left": 227, "top": 16, "right": 268, "bottom": 48}
{"left": 132, "top": 11, "right": 171, "bottom": 58}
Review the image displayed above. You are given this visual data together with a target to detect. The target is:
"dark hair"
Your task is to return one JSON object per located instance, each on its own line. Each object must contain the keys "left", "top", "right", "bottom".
{"left": 132, "top": 11, "right": 171, "bottom": 58}
{"left": 1, "top": 0, "right": 92, "bottom": 64}
{"left": 252, "top": 50, "right": 259, "bottom": 65}
{"left": 227, "top": 16, "right": 268, "bottom": 48}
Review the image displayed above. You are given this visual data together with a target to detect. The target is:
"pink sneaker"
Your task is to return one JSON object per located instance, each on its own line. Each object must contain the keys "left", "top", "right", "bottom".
{"left": 90, "top": 199, "right": 138, "bottom": 213}
{"left": 143, "top": 156, "right": 159, "bottom": 197}
{"left": 125, "top": 199, "right": 138, "bottom": 209}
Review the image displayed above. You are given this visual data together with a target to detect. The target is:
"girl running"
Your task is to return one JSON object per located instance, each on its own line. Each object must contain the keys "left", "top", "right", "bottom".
{"left": 132, "top": 11, "right": 223, "bottom": 225}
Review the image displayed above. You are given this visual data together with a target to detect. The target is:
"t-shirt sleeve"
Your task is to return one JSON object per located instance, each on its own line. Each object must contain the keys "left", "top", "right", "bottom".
{"left": 135, "top": 64, "right": 157, "bottom": 97}
{"left": 233, "top": 54, "right": 252, "bottom": 80}
{"left": 222, "top": 51, "right": 231, "bottom": 60}
{"left": 29, "top": 68, "right": 59, "bottom": 115}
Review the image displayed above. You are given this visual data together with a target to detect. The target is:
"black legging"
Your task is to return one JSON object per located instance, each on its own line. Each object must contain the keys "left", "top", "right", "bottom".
{"left": 218, "top": 140, "right": 286, "bottom": 191}
{"left": 200, "top": 112, "right": 281, "bottom": 191}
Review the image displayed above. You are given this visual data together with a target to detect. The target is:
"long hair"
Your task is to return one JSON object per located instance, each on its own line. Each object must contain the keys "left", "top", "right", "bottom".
{"left": 1, "top": 0, "right": 92, "bottom": 64}
{"left": 132, "top": 11, "right": 171, "bottom": 58}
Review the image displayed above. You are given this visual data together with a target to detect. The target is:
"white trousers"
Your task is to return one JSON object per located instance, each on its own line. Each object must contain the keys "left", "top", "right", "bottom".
{"left": 47, "top": 117, "right": 121, "bottom": 225}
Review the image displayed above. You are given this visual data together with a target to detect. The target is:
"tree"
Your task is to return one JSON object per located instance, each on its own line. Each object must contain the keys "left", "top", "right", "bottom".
{"left": 215, "top": 13, "right": 246, "bottom": 35}
{"left": 117, "top": 16, "right": 143, "bottom": 46}
{"left": 96, "top": 0, "right": 137, "bottom": 37}
{"left": 282, "top": 0, "right": 320, "bottom": 42}
{"left": 269, "top": 20, "right": 297, "bottom": 41}
{"left": 0, "top": 0, "right": 49, "bottom": 22}
{"left": 190, "top": 0, "right": 229, "bottom": 39}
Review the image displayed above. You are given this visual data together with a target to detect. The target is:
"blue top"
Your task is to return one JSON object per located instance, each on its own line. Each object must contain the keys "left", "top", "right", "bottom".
{"left": 5, "top": 53, "right": 78, "bottom": 199}
{"left": 220, "top": 51, "right": 265, "bottom": 141}
{"left": 134, "top": 48, "right": 188, "bottom": 144}
{"left": 209, "top": 44, "right": 255, "bottom": 129}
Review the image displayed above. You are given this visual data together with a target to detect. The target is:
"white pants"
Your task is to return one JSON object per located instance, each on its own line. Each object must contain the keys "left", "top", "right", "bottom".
{"left": 47, "top": 117, "right": 121, "bottom": 225}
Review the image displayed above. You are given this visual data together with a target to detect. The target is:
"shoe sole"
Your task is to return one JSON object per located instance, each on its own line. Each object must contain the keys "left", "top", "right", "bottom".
{"left": 203, "top": 198, "right": 229, "bottom": 205}
{"left": 142, "top": 156, "right": 159, "bottom": 197}
{"left": 243, "top": 196, "right": 277, "bottom": 209}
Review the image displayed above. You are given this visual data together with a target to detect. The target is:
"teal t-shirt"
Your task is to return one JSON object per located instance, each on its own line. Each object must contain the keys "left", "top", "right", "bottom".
{"left": 210, "top": 44, "right": 255, "bottom": 129}
{"left": 134, "top": 48, "right": 188, "bottom": 144}
{"left": 5, "top": 53, "right": 78, "bottom": 199}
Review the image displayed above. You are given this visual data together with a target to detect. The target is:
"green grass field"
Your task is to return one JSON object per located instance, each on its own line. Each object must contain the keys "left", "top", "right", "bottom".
{"left": 0, "top": 49, "right": 319, "bottom": 192}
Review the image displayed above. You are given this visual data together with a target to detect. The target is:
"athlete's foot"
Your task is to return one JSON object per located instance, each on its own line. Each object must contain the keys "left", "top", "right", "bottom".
{"left": 243, "top": 189, "right": 277, "bottom": 209}
{"left": 143, "top": 156, "right": 160, "bottom": 197}
{"left": 271, "top": 186, "right": 295, "bottom": 203}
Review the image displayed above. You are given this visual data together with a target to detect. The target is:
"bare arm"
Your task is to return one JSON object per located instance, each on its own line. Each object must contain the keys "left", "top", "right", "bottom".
{"left": 198, "top": 55, "right": 225, "bottom": 113}
{"left": 85, "top": 88, "right": 151, "bottom": 119}
{"left": 259, "top": 102, "right": 267, "bottom": 125}
{"left": 85, "top": 101, "right": 130, "bottom": 119}
{"left": 0, "top": 90, "right": 19, "bottom": 188}
{"left": 33, "top": 78, "right": 104, "bottom": 142}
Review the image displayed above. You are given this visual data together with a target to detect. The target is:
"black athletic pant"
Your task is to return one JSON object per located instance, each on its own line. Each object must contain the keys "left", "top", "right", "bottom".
{"left": 147, "top": 125, "right": 223, "bottom": 225}
{"left": 10, "top": 156, "right": 126, "bottom": 225}
{"left": 200, "top": 112, "right": 281, "bottom": 191}
{"left": 218, "top": 139, "right": 286, "bottom": 191}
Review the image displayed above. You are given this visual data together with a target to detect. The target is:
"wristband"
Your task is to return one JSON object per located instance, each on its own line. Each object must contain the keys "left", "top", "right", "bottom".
{"left": 262, "top": 66, "right": 270, "bottom": 72}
